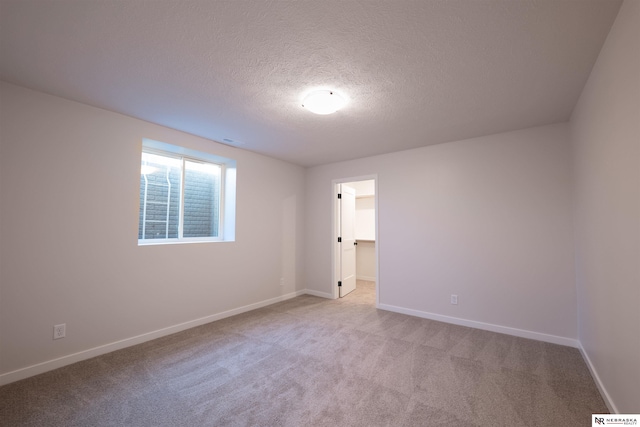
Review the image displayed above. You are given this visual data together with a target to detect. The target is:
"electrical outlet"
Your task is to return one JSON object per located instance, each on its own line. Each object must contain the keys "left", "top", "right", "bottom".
{"left": 451, "top": 295, "right": 458, "bottom": 305}
{"left": 280, "top": 277, "right": 285, "bottom": 287}
{"left": 53, "top": 324, "right": 66, "bottom": 340}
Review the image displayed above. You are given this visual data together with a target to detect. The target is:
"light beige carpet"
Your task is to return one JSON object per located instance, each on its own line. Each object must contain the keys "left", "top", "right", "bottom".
{"left": 0, "top": 281, "right": 607, "bottom": 426}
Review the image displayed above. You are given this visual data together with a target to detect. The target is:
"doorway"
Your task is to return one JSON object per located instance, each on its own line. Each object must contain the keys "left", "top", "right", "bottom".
{"left": 333, "top": 177, "right": 378, "bottom": 305}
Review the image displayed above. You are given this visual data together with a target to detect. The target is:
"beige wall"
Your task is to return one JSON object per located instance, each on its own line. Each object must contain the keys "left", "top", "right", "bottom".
{"left": 570, "top": 0, "right": 640, "bottom": 413}
{"left": 0, "top": 83, "right": 306, "bottom": 380}
{"left": 305, "top": 123, "right": 577, "bottom": 343}
{"left": 356, "top": 241, "right": 376, "bottom": 282}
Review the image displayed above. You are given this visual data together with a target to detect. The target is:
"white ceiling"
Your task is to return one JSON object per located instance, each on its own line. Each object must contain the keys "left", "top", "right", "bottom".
{"left": 0, "top": 0, "right": 622, "bottom": 167}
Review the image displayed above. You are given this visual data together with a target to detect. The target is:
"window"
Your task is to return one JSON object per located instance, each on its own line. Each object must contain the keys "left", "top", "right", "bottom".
{"left": 139, "top": 139, "right": 236, "bottom": 244}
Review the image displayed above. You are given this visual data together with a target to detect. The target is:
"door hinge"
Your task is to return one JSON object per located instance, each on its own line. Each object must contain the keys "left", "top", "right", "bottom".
{"left": 337, "top": 193, "right": 342, "bottom": 199}
{"left": 338, "top": 281, "right": 342, "bottom": 287}
{"left": 338, "top": 237, "right": 342, "bottom": 243}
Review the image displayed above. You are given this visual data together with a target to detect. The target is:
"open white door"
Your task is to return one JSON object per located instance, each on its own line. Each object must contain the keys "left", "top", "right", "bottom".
{"left": 339, "top": 184, "right": 357, "bottom": 297}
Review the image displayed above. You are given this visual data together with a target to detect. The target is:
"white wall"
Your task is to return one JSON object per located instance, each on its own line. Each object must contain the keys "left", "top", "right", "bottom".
{"left": 570, "top": 0, "right": 640, "bottom": 413}
{"left": 349, "top": 180, "right": 375, "bottom": 197}
{"left": 355, "top": 196, "right": 376, "bottom": 241}
{"left": 0, "top": 83, "right": 306, "bottom": 381}
{"left": 305, "top": 123, "right": 576, "bottom": 342}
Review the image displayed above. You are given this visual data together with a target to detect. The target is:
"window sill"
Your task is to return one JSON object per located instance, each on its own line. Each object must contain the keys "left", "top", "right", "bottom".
{"left": 138, "top": 238, "right": 233, "bottom": 246}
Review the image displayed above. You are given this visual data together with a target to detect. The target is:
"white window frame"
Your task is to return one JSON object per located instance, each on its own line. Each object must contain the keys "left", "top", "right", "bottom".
{"left": 139, "top": 139, "right": 236, "bottom": 245}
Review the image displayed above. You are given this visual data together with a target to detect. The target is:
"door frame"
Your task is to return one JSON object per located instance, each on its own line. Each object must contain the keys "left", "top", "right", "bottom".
{"left": 331, "top": 175, "right": 379, "bottom": 306}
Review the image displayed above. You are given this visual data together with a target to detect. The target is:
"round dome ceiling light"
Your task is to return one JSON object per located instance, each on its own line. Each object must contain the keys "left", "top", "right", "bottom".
{"left": 302, "top": 90, "right": 346, "bottom": 115}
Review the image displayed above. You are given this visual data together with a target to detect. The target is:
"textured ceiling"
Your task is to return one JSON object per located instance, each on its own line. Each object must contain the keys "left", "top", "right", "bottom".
{"left": 0, "top": 0, "right": 622, "bottom": 167}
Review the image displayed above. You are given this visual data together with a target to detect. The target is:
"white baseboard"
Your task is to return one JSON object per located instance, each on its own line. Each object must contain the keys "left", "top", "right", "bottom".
{"left": 356, "top": 275, "right": 376, "bottom": 282}
{"left": 0, "top": 290, "right": 305, "bottom": 386}
{"left": 377, "top": 303, "right": 579, "bottom": 348}
{"left": 304, "top": 289, "right": 334, "bottom": 299}
{"left": 578, "top": 342, "right": 618, "bottom": 413}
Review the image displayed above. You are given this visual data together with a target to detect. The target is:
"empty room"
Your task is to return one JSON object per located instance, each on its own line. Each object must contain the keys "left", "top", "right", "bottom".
{"left": 0, "top": 0, "right": 638, "bottom": 426}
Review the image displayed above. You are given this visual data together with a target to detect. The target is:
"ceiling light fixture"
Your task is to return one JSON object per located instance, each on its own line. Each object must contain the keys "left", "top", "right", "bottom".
{"left": 302, "top": 90, "right": 346, "bottom": 115}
